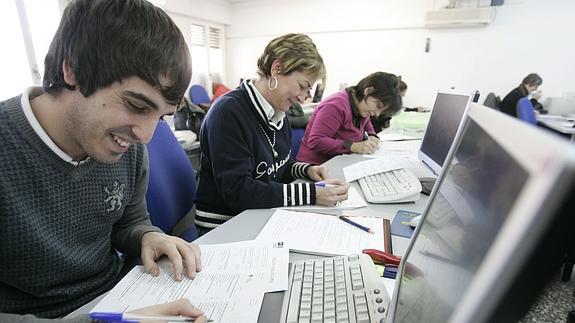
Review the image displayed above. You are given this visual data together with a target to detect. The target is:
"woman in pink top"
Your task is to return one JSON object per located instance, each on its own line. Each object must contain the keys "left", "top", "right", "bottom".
{"left": 296, "top": 72, "right": 403, "bottom": 164}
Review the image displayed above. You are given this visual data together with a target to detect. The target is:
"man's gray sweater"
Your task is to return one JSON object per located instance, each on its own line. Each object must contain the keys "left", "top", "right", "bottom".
{"left": 0, "top": 95, "right": 161, "bottom": 321}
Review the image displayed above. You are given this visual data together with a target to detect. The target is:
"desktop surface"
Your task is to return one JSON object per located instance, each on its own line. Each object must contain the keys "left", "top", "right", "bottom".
{"left": 195, "top": 154, "right": 429, "bottom": 322}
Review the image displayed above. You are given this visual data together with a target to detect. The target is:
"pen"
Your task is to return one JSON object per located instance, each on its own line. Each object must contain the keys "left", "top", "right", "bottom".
{"left": 363, "top": 131, "right": 369, "bottom": 141}
{"left": 338, "top": 215, "right": 374, "bottom": 234}
{"left": 315, "top": 181, "right": 339, "bottom": 188}
{"left": 90, "top": 312, "right": 212, "bottom": 322}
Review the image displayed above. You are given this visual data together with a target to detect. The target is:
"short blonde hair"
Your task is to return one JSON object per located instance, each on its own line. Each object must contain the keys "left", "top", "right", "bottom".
{"left": 257, "top": 33, "right": 326, "bottom": 86}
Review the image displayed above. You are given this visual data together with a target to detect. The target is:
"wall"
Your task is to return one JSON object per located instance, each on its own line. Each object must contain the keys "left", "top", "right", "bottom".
{"left": 225, "top": 0, "right": 575, "bottom": 108}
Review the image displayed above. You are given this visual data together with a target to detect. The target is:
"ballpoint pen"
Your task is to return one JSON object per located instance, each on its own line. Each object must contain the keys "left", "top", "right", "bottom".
{"left": 338, "top": 215, "right": 374, "bottom": 234}
{"left": 315, "top": 181, "right": 339, "bottom": 188}
{"left": 90, "top": 312, "right": 212, "bottom": 322}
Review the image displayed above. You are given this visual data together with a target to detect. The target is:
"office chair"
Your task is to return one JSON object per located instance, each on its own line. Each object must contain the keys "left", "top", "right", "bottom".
{"left": 483, "top": 92, "right": 500, "bottom": 110}
{"left": 189, "top": 84, "right": 211, "bottom": 112}
{"left": 516, "top": 97, "right": 537, "bottom": 125}
{"left": 146, "top": 121, "right": 198, "bottom": 241}
{"left": 212, "top": 83, "right": 231, "bottom": 102}
{"left": 291, "top": 128, "right": 305, "bottom": 160}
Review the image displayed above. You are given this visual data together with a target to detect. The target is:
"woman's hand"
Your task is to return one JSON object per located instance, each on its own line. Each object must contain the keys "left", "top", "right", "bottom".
{"left": 307, "top": 165, "right": 329, "bottom": 181}
{"left": 128, "top": 298, "right": 207, "bottom": 323}
{"left": 350, "top": 139, "right": 379, "bottom": 154}
{"left": 315, "top": 179, "right": 350, "bottom": 206}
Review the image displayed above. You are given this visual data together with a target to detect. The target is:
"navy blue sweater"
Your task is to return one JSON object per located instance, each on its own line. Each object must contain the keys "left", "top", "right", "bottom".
{"left": 195, "top": 81, "right": 316, "bottom": 228}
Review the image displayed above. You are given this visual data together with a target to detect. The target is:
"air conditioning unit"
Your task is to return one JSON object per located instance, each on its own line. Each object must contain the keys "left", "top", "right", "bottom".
{"left": 425, "top": 7, "right": 497, "bottom": 28}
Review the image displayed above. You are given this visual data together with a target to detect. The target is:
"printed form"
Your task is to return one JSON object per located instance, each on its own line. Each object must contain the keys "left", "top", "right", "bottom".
{"left": 91, "top": 240, "right": 288, "bottom": 323}
{"left": 256, "top": 209, "right": 385, "bottom": 256}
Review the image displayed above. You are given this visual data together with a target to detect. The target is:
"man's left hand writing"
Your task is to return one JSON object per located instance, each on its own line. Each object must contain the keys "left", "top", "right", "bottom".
{"left": 141, "top": 232, "right": 202, "bottom": 281}
{"left": 307, "top": 165, "right": 328, "bottom": 181}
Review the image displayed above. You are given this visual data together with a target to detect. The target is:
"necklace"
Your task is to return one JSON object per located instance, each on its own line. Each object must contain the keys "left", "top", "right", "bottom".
{"left": 259, "top": 124, "right": 278, "bottom": 158}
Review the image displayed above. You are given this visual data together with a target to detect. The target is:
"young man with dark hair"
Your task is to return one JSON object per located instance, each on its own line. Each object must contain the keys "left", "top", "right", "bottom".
{"left": 0, "top": 0, "right": 206, "bottom": 322}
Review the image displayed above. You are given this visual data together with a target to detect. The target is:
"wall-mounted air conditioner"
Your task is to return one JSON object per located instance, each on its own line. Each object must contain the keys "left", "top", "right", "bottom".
{"left": 425, "top": 7, "right": 497, "bottom": 28}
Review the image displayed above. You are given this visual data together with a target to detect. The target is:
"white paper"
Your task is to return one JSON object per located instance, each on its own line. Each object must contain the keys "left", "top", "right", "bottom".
{"left": 379, "top": 140, "right": 422, "bottom": 152}
{"left": 342, "top": 158, "right": 403, "bottom": 182}
{"left": 278, "top": 186, "right": 367, "bottom": 211}
{"left": 378, "top": 132, "right": 419, "bottom": 141}
{"left": 91, "top": 241, "right": 288, "bottom": 323}
{"left": 256, "top": 210, "right": 386, "bottom": 256}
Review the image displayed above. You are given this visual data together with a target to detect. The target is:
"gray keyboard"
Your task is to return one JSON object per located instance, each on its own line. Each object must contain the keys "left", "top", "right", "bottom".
{"left": 279, "top": 254, "right": 390, "bottom": 323}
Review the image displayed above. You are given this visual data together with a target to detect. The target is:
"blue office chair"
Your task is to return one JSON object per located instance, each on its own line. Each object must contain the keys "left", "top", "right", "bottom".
{"left": 189, "top": 85, "right": 211, "bottom": 107}
{"left": 516, "top": 97, "right": 537, "bottom": 125}
{"left": 146, "top": 121, "right": 198, "bottom": 241}
{"left": 291, "top": 128, "right": 305, "bottom": 160}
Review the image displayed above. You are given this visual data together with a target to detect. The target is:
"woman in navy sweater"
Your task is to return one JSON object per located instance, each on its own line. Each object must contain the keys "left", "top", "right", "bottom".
{"left": 195, "top": 33, "right": 349, "bottom": 233}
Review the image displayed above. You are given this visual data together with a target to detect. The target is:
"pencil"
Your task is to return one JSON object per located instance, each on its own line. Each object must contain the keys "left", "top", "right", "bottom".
{"left": 338, "top": 215, "right": 374, "bottom": 234}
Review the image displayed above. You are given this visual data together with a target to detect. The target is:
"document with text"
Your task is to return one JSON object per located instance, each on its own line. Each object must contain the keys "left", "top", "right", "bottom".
{"left": 343, "top": 158, "right": 403, "bottom": 182}
{"left": 255, "top": 209, "right": 386, "bottom": 256}
{"left": 90, "top": 240, "right": 288, "bottom": 323}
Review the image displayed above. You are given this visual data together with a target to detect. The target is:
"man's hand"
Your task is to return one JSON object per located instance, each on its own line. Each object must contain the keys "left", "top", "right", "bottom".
{"left": 307, "top": 165, "right": 329, "bottom": 181}
{"left": 128, "top": 299, "right": 207, "bottom": 323}
{"left": 315, "top": 179, "right": 350, "bottom": 206}
{"left": 141, "top": 232, "right": 202, "bottom": 281}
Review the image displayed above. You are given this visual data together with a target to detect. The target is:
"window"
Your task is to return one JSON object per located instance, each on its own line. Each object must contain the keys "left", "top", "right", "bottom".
{"left": 189, "top": 22, "right": 225, "bottom": 95}
{"left": 0, "top": 0, "right": 61, "bottom": 100}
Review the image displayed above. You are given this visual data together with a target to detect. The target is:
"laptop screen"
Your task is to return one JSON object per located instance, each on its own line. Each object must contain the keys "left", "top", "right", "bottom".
{"left": 392, "top": 113, "right": 527, "bottom": 322}
{"left": 418, "top": 90, "right": 474, "bottom": 175}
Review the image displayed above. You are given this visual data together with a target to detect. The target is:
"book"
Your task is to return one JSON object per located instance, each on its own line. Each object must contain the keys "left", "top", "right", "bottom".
{"left": 390, "top": 210, "right": 421, "bottom": 238}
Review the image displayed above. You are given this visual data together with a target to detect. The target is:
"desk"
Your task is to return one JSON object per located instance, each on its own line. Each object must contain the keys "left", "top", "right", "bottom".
{"left": 537, "top": 115, "right": 575, "bottom": 142}
{"left": 195, "top": 154, "right": 429, "bottom": 322}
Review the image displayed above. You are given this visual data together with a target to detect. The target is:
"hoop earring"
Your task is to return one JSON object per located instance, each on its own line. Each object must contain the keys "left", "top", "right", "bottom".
{"left": 268, "top": 76, "right": 278, "bottom": 91}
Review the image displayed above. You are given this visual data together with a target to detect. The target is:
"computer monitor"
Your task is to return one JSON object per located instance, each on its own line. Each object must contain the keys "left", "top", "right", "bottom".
{"left": 418, "top": 89, "right": 475, "bottom": 175}
{"left": 544, "top": 96, "right": 575, "bottom": 115}
{"left": 387, "top": 103, "right": 575, "bottom": 323}
{"left": 312, "top": 85, "right": 324, "bottom": 103}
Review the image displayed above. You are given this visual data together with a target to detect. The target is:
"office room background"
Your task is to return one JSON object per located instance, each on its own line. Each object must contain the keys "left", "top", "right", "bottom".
{"left": 2, "top": 0, "right": 574, "bottom": 109}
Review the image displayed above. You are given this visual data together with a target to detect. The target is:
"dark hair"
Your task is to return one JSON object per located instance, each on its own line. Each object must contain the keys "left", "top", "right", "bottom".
{"left": 43, "top": 0, "right": 191, "bottom": 105}
{"left": 522, "top": 73, "right": 542, "bottom": 87}
{"left": 353, "top": 72, "right": 402, "bottom": 115}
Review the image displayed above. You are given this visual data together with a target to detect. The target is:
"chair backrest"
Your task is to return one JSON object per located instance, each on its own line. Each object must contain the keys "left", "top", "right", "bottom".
{"left": 189, "top": 84, "right": 211, "bottom": 105}
{"left": 291, "top": 128, "right": 306, "bottom": 160}
{"left": 483, "top": 92, "right": 500, "bottom": 110}
{"left": 146, "top": 121, "right": 198, "bottom": 241}
{"left": 212, "top": 83, "right": 231, "bottom": 102}
{"left": 516, "top": 97, "right": 537, "bottom": 125}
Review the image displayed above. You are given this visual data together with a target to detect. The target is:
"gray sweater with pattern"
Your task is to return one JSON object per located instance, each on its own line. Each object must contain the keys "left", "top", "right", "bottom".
{"left": 0, "top": 95, "right": 161, "bottom": 322}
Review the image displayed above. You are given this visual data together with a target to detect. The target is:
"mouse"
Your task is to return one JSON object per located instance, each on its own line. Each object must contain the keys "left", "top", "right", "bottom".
{"left": 409, "top": 215, "right": 422, "bottom": 228}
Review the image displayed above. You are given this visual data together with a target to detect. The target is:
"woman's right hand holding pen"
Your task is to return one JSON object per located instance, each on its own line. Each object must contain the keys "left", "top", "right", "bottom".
{"left": 315, "top": 179, "right": 350, "bottom": 207}
{"left": 350, "top": 139, "right": 379, "bottom": 154}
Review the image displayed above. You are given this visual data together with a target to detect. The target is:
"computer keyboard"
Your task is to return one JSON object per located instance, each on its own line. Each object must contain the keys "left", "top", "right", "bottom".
{"left": 358, "top": 168, "right": 422, "bottom": 203}
{"left": 279, "top": 254, "right": 389, "bottom": 323}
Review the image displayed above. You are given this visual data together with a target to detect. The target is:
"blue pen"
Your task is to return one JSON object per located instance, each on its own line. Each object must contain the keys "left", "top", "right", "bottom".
{"left": 90, "top": 312, "right": 211, "bottom": 322}
{"left": 338, "top": 215, "right": 374, "bottom": 234}
{"left": 315, "top": 181, "right": 339, "bottom": 188}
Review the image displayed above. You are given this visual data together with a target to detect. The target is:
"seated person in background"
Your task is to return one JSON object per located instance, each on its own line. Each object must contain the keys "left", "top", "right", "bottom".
{"left": 500, "top": 73, "right": 545, "bottom": 117}
{"left": 287, "top": 101, "right": 311, "bottom": 128}
{"left": 195, "top": 33, "right": 349, "bottom": 234}
{"left": 0, "top": 0, "right": 206, "bottom": 322}
{"left": 296, "top": 72, "right": 402, "bottom": 164}
{"left": 370, "top": 79, "right": 407, "bottom": 132}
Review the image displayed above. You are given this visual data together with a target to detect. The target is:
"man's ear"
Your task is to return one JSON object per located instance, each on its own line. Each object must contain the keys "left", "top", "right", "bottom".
{"left": 62, "top": 60, "right": 77, "bottom": 87}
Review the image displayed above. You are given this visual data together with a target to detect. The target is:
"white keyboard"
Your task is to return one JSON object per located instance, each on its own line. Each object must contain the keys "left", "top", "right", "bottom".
{"left": 358, "top": 168, "right": 422, "bottom": 203}
{"left": 279, "top": 254, "right": 390, "bottom": 323}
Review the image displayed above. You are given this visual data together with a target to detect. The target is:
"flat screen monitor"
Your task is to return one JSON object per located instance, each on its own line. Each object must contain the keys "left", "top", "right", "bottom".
{"left": 387, "top": 103, "right": 575, "bottom": 323}
{"left": 418, "top": 89, "right": 475, "bottom": 175}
